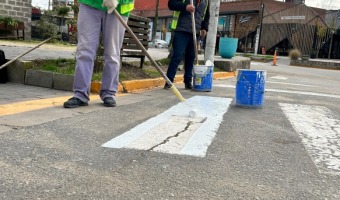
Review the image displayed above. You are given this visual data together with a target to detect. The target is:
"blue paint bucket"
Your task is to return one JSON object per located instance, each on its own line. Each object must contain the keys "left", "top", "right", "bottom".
{"left": 193, "top": 65, "right": 213, "bottom": 92}
{"left": 235, "top": 69, "right": 267, "bottom": 107}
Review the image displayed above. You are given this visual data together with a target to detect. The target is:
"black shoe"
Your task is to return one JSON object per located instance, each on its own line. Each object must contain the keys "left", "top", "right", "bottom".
{"left": 185, "top": 82, "right": 193, "bottom": 90}
{"left": 163, "top": 83, "right": 171, "bottom": 90}
{"left": 64, "top": 97, "right": 88, "bottom": 108}
{"left": 103, "top": 97, "right": 116, "bottom": 107}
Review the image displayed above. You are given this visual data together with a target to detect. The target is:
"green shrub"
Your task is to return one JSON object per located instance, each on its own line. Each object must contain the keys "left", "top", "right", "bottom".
{"left": 32, "top": 11, "right": 58, "bottom": 40}
{"left": 289, "top": 49, "right": 301, "bottom": 60}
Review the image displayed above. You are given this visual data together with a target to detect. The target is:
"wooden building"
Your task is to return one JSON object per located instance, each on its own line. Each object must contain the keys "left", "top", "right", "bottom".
{"left": 133, "top": 0, "right": 339, "bottom": 58}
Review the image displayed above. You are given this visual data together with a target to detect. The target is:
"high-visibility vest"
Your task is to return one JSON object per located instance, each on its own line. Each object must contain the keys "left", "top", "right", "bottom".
{"left": 117, "top": 0, "right": 134, "bottom": 15}
{"left": 78, "top": 0, "right": 134, "bottom": 16}
{"left": 171, "top": 0, "right": 208, "bottom": 30}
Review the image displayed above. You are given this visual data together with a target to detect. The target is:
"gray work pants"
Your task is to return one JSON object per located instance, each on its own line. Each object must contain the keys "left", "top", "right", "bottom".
{"left": 73, "top": 3, "right": 127, "bottom": 102}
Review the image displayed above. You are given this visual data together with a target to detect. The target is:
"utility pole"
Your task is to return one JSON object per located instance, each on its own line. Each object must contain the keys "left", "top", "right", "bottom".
{"left": 204, "top": 0, "right": 220, "bottom": 63}
{"left": 254, "top": 0, "right": 264, "bottom": 55}
{"left": 152, "top": 0, "right": 160, "bottom": 41}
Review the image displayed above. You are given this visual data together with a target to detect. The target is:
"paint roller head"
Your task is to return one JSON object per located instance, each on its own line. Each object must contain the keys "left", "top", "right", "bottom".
{"left": 168, "top": 85, "right": 197, "bottom": 117}
{"left": 189, "top": 109, "right": 197, "bottom": 118}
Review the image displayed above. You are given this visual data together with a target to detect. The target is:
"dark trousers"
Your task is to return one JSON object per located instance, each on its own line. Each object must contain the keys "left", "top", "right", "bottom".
{"left": 166, "top": 31, "right": 195, "bottom": 84}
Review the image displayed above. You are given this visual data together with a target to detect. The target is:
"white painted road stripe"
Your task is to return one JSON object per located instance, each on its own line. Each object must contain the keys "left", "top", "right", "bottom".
{"left": 266, "top": 81, "right": 318, "bottom": 87}
{"left": 269, "top": 76, "right": 288, "bottom": 80}
{"left": 102, "top": 96, "right": 232, "bottom": 157}
{"left": 280, "top": 103, "right": 340, "bottom": 175}
{"left": 214, "top": 84, "right": 340, "bottom": 99}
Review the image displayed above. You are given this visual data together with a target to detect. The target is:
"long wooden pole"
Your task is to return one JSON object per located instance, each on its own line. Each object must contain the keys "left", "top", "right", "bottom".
{"left": 190, "top": 0, "right": 199, "bottom": 65}
{"left": 0, "top": 36, "right": 56, "bottom": 70}
{"left": 112, "top": 9, "right": 186, "bottom": 102}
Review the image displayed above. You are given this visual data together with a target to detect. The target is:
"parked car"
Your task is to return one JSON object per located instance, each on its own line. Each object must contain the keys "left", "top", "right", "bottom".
{"left": 152, "top": 39, "right": 169, "bottom": 48}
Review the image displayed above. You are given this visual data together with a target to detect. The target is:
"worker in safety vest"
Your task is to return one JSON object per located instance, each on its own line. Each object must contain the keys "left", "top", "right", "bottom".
{"left": 164, "top": 0, "right": 210, "bottom": 90}
{"left": 64, "top": 0, "right": 134, "bottom": 108}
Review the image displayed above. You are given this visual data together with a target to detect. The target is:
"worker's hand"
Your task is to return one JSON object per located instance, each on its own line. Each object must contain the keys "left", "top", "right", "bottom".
{"left": 102, "top": 0, "right": 118, "bottom": 14}
{"left": 200, "top": 29, "right": 207, "bottom": 38}
{"left": 186, "top": 4, "right": 195, "bottom": 13}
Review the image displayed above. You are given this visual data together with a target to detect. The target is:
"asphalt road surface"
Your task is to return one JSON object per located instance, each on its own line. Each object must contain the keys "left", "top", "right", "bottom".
{"left": 0, "top": 58, "right": 339, "bottom": 199}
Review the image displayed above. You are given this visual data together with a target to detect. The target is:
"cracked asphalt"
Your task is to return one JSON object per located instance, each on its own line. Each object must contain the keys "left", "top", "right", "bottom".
{"left": 1, "top": 51, "right": 340, "bottom": 199}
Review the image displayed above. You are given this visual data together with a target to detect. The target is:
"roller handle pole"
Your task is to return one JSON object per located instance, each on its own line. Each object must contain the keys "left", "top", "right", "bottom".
{"left": 0, "top": 35, "right": 57, "bottom": 70}
{"left": 190, "top": 0, "right": 199, "bottom": 66}
{"left": 112, "top": 10, "right": 186, "bottom": 102}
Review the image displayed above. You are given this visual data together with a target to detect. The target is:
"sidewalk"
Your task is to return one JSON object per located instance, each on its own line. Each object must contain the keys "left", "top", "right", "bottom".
{"left": 0, "top": 41, "right": 234, "bottom": 106}
{"left": 0, "top": 40, "right": 206, "bottom": 61}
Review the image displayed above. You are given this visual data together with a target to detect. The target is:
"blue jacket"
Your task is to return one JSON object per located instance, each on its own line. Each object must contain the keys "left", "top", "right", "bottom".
{"left": 168, "top": 0, "right": 210, "bottom": 33}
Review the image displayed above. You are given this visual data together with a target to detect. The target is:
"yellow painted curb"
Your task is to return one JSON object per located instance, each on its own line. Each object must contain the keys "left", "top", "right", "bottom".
{"left": 91, "top": 81, "right": 124, "bottom": 94}
{"left": 91, "top": 71, "right": 235, "bottom": 93}
{"left": 213, "top": 71, "right": 236, "bottom": 79}
{"left": 173, "top": 76, "right": 184, "bottom": 83}
{"left": 121, "top": 78, "right": 165, "bottom": 92}
{"left": 0, "top": 95, "right": 101, "bottom": 117}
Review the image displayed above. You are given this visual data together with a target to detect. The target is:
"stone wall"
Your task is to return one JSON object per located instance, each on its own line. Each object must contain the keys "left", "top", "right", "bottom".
{"left": 0, "top": 0, "right": 32, "bottom": 40}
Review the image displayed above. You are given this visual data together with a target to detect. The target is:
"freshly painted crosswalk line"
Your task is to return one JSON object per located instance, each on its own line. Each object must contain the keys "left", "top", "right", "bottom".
{"left": 102, "top": 96, "right": 232, "bottom": 157}
{"left": 280, "top": 103, "right": 340, "bottom": 175}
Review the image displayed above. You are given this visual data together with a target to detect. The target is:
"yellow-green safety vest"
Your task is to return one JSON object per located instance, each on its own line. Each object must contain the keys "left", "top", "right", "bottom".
{"left": 171, "top": 0, "right": 208, "bottom": 30}
{"left": 117, "top": 0, "right": 134, "bottom": 15}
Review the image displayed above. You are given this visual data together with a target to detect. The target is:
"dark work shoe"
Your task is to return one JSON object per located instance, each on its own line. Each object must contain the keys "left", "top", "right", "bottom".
{"left": 163, "top": 83, "right": 171, "bottom": 90}
{"left": 185, "top": 82, "right": 193, "bottom": 90}
{"left": 103, "top": 97, "right": 116, "bottom": 107}
{"left": 63, "top": 97, "right": 88, "bottom": 108}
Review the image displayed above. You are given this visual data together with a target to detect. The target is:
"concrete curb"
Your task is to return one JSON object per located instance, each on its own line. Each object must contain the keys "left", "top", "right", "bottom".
{"left": 90, "top": 71, "right": 236, "bottom": 94}
{"left": 290, "top": 59, "right": 340, "bottom": 70}
{"left": 6, "top": 60, "right": 236, "bottom": 93}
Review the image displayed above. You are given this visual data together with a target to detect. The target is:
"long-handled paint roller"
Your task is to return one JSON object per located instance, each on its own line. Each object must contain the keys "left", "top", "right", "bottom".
{"left": 0, "top": 35, "right": 57, "bottom": 70}
{"left": 188, "top": 0, "right": 200, "bottom": 116}
{"left": 190, "top": 0, "right": 199, "bottom": 66}
{"left": 112, "top": 9, "right": 185, "bottom": 102}
{"left": 112, "top": 9, "right": 197, "bottom": 117}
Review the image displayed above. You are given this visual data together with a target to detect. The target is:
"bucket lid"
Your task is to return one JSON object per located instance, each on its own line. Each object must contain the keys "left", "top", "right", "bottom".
{"left": 194, "top": 65, "right": 210, "bottom": 74}
{"left": 237, "top": 69, "right": 267, "bottom": 72}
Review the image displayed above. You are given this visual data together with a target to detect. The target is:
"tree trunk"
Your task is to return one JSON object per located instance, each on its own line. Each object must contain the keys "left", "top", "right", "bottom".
{"left": 74, "top": 0, "right": 79, "bottom": 20}
{"left": 328, "top": 34, "right": 333, "bottom": 59}
{"left": 204, "top": 0, "right": 220, "bottom": 63}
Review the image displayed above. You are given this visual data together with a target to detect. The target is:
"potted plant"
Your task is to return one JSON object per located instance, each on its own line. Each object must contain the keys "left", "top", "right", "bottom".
{"left": 0, "top": 16, "right": 6, "bottom": 30}
{"left": 219, "top": 31, "right": 238, "bottom": 59}
{"left": 0, "top": 16, "right": 24, "bottom": 30}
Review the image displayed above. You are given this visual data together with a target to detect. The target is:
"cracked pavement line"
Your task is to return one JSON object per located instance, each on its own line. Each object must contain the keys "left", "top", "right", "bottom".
{"left": 147, "top": 117, "right": 208, "bottom": 151}
{"left": 147, "top": 121, "right": 193, "bottom": 151}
